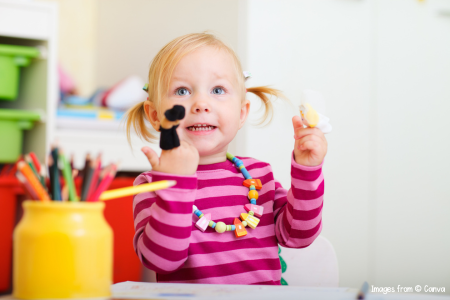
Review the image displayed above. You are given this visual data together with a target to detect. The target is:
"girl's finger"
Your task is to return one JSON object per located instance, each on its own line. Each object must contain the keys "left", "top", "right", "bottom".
{"left": 299, "top": 140, "right": 320, "bottom": 152}
{"left": 141, "top": 146, "right": 160, "bottom": 168}
{"left": 292, "top": 116, "right": 304, "bottom": 131}
{"left": 295, "top": 133, "right": 322, "bottom": 146}
{"left": 293, "top": 127, "right": 317, "bottom": 140}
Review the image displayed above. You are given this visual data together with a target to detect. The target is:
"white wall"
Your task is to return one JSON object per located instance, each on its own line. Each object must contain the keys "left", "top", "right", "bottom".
{"left": 240, "top": 0, "right": 450, "bottom": 292}
{"left": 372, "top": 0, "right": 450, "bottom": 289}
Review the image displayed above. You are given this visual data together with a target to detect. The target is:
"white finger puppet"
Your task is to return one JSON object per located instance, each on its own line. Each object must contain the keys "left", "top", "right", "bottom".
{"left": 299, "top": 90, "right": 332, "bottom": 134}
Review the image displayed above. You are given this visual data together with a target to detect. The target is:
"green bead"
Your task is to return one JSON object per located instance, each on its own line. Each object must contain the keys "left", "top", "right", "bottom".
{"left": 249, "top": 211, "right": 254, "bottom": 216}
{"left": 199, "top": 213, "right": 204, "bottom": 218}
{"left": 242, "top": 221, "right": 247, "bottom": 227}
{"left": 226, "top": 225, "right": 232, "bottom": 231}
{"left": 215, "top": 222, "right": 226, "bottom": 233}
{"left": 226, "top": 152, "right": 234, "bottom": 160}
{"left": 250, "top": 185, "right": 256, "bottom": 190}
{"left": 209, "top": 220, "right": 215, "bottom": 227}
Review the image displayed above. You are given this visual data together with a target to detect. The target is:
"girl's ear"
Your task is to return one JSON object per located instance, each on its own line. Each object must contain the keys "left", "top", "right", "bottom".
{"left": 239, "top": 99, "right": 251, "bottom": 129}
{"left": 144, "top": 101, "right": 161, "bottom": 131}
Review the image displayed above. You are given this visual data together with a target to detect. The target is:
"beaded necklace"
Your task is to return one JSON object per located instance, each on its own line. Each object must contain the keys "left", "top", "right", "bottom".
{"left": 193, "top": 153, "right": 264, "bottom": 238}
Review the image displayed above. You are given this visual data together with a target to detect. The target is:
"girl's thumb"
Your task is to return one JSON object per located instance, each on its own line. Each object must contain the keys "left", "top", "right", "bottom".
{"left": 141, "top": 146, "right": 159, "bottom": 169}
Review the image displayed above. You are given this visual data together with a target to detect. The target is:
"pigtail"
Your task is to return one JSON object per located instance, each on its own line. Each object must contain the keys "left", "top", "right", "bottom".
{"left": 247, "top": 86, "right": 287, "bottom": 126}
{"left": 125, "top": 101, "right": 158, "bottom": 145}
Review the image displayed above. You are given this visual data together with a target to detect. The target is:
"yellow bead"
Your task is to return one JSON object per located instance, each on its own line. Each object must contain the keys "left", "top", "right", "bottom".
{"left": 246, "top": 215, "right": 260, "bottom": 229}
{"left": 248, "top": 190, "right": 258, "bottom": 200}
{"left": 226, "top": 225, "right": 232, "bottom": 231}
{"left": 215, "top": 222, "right": 226, "bottom": 233}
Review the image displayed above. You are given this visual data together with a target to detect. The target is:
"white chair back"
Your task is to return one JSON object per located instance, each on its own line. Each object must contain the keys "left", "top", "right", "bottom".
{"left": 279, "top": 235, "right": 339, "bottom": 287}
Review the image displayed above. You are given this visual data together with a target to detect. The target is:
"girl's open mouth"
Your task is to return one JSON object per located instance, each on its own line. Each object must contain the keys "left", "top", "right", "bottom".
{"left": 187, "top": 124, "right": 217, "bottom": 132}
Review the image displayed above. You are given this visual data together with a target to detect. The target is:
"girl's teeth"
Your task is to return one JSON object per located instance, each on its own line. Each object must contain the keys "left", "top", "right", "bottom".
{"left": 188, "top": 126, "right": 214, "bottom": 131}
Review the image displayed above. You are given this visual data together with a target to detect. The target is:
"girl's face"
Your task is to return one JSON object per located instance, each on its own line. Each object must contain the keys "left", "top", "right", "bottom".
{"left": 159, "top": 46, "right": 250, "bottom": 160}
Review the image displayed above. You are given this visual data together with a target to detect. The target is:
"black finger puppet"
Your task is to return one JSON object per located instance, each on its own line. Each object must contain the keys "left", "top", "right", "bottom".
{"left": 159, "top": 105, "right": 186, "bottom": 150}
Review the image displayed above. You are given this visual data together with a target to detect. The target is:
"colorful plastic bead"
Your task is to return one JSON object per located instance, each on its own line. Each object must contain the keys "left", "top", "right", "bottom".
{"left": 249, "top": 211, "right": 254, "bottom": 216}
{"left": 199, "top": 213, "right": 204, "bottom": 218}
{"left": 242, "top": 221, "right": 247, "bottom": 227}
{"left": 233, "top": 218, "right": 247, "bottom": 238}
{"left": 248, "top": 190, "right": 258, "bottom": 200}
{"left": 215, "top": 222, "right": 226, "bottom": 233}
{"left": 250, "top": 199, "right": 256, "bottom": 205}
{"left": 245, "top": 204, "right": 264, "bottom": 218}
{"left": 246, "top": 215, "right": 260, "bottom": 229}
{"left": 231, "top": 225, "right": 236, "bottom": 231}
{"left": 226, "top": 225, "right": 232, "bottom": 231}
{"left": 241, "top": 168, "right": 251, "bottom": 179}
{"left": 195, "top": 213, "right": 211, "bottom": 232}
{"left": 194, "top": 210, "right": 202, "bottom": 217}
{"left": 250, "top": 185, "right": 256, "bottom": 190}
{"left": 243, "top": 179, "right": 262, "bottom": 190}
{"left": 240, "top": 213, "right": 249, "bottom": 221}
{"left": 209, "top": 220, "right": 215, "bottom": 227}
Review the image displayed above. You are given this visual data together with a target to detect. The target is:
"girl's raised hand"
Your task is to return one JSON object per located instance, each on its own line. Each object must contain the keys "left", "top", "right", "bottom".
{"left": 292, "top": 115, "right": 327, "bottom": 167}
{"left": 141, "top": 141, "right": 199, "bottom": 176}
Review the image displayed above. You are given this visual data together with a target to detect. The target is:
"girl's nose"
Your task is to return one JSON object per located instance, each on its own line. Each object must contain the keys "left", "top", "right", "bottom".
{"left": 192, "top": 101, "right": 210, "bottom": 113}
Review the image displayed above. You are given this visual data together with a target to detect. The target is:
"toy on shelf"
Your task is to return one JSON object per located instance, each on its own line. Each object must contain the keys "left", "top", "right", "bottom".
{"left": 299, "top": 90, "right": 332, "bottom": 134}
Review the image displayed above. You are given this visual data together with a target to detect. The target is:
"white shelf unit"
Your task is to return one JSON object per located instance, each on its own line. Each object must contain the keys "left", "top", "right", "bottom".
{"left": 54, "top": 126, "right": 161, "bottom": 172}
{"left": 0, "top": 0, "right": 58, "bottom": 163}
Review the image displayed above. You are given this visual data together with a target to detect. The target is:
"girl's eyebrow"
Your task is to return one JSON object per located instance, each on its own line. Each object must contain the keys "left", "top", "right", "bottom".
{"left": 170, "top": 76, "right": 188, "bottom": 82}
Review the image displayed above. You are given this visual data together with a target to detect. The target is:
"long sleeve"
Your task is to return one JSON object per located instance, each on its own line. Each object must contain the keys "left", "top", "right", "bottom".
{"left": 274, "top": 151, "right": 324, "bottom": 248}
{"left": 132, "top": 171, "right": 197, "bottom": 274}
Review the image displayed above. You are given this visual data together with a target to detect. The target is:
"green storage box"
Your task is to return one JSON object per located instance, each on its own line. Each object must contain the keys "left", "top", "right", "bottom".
{"left": 0, "top": 109, "right": 41, "bottom": 163}
{"left": 0, "top": 44, "right": 40, "bottom": 100}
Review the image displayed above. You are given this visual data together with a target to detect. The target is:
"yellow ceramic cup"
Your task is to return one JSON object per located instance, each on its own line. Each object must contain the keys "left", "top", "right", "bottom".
{"left": 13, "top": 201, "right": 113, "bottom": 299}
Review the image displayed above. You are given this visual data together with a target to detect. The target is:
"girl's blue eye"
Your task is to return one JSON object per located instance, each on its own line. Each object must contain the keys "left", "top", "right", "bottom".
{"left": 175, "top": 88, "right": 190, "bottom": 96}
{"left": 212, "top": 87, "right": 225, "bottom": 95}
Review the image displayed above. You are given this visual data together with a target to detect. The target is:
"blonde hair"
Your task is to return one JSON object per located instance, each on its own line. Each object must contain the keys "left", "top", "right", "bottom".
{"left": 125, "top": 32, "right": 286, "bottom": 144}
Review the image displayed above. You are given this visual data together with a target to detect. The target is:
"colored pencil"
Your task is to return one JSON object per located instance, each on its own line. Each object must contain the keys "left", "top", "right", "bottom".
{"left": 99, "top": 180, "right": 176, "bottom": 201}
{"left": 25, "top": 154, "right": 46, "bottom": 189}
{"left": 25, "top": 155, "right": 40, "bottom": 180}
{"left": 81, "top": 160, "right": 94, "bottom": 201}
{"left": 51, "top": 147, "right": 62, "bottom": 201}
{"left": 89, "top": 164, "right": 117, "bottom": 202}
{"left": 17, "top": 161, "right": 50, "bottom": 201}
{"left": 357, "top": 281, "right": 369, "bottom": 300}
{"left": 86, "top": 154, "right": 101, "bottom": 202}
{"left": 80, "top": 153, "right": 91, "bottom": 197}
{"left": 29, "top": 152, "right": 41, "bottom": 173}
{"left": 59, "top": 151, "right": 78, "bottom": 201}
{"left": 16, "top": 172, "right": 39, "bottom": 200}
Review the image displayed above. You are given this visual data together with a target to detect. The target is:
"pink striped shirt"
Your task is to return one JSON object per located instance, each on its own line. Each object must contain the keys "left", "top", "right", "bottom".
{"left": 132, "top": 152, "right": 324, "bottom": 285}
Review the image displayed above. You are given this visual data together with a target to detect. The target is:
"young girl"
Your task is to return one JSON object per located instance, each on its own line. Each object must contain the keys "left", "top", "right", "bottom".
{"left": 126, "top": 33, "right": 327, "bottom": 285}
